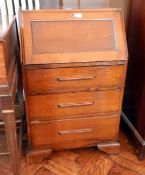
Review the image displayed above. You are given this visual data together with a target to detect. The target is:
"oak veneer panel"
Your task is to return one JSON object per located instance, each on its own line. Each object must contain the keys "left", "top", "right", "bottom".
{"left": 30, "top": 116, "right": 118, "bottom": 149}
{"left": 32, "top": 20, "right": 115, "bottom": 54}
{"left": 27, "top": 89, "right": 122, "bottom": 121}
{"left": 27, "top": 65, "right": 125, "bottom": 95}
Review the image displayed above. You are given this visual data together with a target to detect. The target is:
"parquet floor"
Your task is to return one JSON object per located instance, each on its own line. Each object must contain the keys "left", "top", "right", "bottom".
{"left": 1, "top": 129, "right": 145, "bottom": 175}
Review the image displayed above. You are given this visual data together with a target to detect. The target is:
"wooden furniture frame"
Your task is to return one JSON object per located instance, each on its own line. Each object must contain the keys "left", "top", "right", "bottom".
{"left": 0, "top": 16, "right": 24, "bottom": 175}
{"left": 20, "top": 8, "right": 128, "bottom": 163}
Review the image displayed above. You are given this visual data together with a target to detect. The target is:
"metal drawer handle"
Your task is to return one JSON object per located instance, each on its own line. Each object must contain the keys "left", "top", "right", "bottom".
{"left": 57, "top": 76, "right": 95, "bottom": 81}
{"left": 58, "top": 102, "right": 94, "bottom": 108}
{"left": 58, "top": 128, "right": 93, "bottom": 135}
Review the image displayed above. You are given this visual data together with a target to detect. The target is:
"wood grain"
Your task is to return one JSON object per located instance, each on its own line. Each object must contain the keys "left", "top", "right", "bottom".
{"left": 1, "top": 130, "right": 144, "bottom": 175}
{"left": 26, "top": 65, "right": 125, "bottom": 95}
{"left": 30, "top": 116, "right": 118, "bottom": 149}
{"left": 20, "top": 8, "right": 128, "bottom": 163}
{"left": 0, "top": 16, "right": 23, "bottom": 175}
{"left": 27, "top": 90, "right": 122, "bottom": 121}
{"left": 20, "top": 9, "right": 128, "bottom": 65}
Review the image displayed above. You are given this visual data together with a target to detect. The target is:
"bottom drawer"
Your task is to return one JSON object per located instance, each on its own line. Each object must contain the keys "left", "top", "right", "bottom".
{"left": 30, "top": 115, "right": 119, "bottom": 149}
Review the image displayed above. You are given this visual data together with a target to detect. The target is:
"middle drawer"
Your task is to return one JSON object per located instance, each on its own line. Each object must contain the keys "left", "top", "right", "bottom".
{"left": 27, "top": 89, "right": 122, "bottom": 121}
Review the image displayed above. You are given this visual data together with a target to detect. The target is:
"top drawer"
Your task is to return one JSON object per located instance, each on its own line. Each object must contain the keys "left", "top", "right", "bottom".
{"left": 26, "top": 65, "right": 126, "bottom": 95}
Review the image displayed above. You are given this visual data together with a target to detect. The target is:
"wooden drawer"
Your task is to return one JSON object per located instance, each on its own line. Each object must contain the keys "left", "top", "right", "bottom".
{"left": 27, "top": 89, "right": 122, "bottom": 121}
{"left": 26, "top": 65, "right": 125, "bottom": 94}
{"left": 30, "top": 115, "right": 119, "bottom": 149}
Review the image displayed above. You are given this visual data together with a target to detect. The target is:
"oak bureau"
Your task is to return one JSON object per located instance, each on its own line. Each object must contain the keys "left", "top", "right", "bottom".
{"left": 19, "top": 8, "right": 128, "bottom": 163}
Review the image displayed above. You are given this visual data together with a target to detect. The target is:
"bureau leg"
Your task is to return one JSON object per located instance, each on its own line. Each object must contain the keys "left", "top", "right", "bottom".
{"left": 27, "top": 149, "right": 52, "bottom": 164}
{"left": 97, "top": 141, "right": 120, "bottom": 155}
{"left": 3, "top": 110, "right": 20, "bottom": 175}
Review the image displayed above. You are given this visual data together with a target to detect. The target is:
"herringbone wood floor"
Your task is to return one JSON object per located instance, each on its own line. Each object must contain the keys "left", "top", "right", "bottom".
{"left": 0, "top": 129, "right": 145, "bottom": 175}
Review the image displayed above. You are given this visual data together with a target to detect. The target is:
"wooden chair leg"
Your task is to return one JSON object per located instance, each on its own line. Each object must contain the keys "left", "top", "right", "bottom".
{"left": 3, "top": 110, "right": 20, "bottom": 175}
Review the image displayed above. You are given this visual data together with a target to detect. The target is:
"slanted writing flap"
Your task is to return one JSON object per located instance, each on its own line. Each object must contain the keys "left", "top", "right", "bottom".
{"left": 20, "top": 9, "right": 128, "bottom": 65}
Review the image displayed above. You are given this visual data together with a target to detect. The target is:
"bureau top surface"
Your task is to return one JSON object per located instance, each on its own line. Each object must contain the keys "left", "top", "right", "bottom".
{"left": 20, "top": 9, "right": 128, "bottom": 65}
{"left": 0, "top": 15, "right": 15, "bottom": 41}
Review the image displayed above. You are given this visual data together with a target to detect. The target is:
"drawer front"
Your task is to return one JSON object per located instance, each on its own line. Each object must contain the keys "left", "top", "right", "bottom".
{"left": 27, "top": 89, "right": 122, "bottom": 121}
{"left": 27, "top": 65, "right": 125, "bottom": 94}
{"left": 30, "top": 116, "right": 119, "bottom": 149}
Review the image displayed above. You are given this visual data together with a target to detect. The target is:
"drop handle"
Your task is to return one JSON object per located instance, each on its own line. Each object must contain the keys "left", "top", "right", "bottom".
{"left": 58, "top": 102, "right": 94, "bottom": 108}
{"left": 58, "top": 128, "right": 93, "bottom": 135}
{"left": 57, "top": 76, "right": 95, "bottom": 81}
